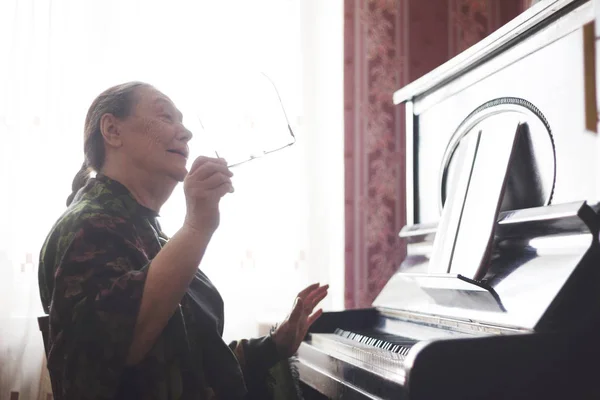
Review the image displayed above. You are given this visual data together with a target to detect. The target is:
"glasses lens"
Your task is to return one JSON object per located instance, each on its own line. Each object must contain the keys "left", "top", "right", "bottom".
{"left": 195, "top": 72, "right": 293, "bottom": 167}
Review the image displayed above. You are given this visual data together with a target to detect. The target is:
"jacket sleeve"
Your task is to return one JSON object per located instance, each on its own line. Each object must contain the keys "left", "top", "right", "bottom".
{"left": 229, "top": 334, "right": 280, "bottom": 372}
{"left": 229, "top": 333, "right": 303, "bottom": 400}
{"left": 47, "top": 217, "right": 150, "bottom": 400}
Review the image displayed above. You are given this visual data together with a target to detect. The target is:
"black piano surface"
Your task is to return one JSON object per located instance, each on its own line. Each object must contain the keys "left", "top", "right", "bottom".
{"left": 297, "top": 0, "right": 600, "bottom": 398}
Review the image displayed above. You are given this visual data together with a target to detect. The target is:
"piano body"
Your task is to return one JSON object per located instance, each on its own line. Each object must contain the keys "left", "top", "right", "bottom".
{"left": 297, "top": 0, "right": 600, "bottom": 398}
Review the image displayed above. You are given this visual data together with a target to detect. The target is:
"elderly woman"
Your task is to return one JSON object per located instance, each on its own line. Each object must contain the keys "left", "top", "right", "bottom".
{"left": 38, "top": 82, "right": 328, "bottom": 399}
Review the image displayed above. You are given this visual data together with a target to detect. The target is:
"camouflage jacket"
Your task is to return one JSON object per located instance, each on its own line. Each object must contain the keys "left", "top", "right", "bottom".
{"left": 38, "top": 174, "right": 301, "bottom": 400}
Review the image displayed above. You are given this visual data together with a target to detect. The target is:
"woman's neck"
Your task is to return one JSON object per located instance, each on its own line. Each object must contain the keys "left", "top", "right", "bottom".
{"left": 101, "top": 163, "right": 177, "bottom": 213}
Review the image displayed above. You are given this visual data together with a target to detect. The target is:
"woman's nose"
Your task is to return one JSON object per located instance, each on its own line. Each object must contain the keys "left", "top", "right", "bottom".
{"left": 177, "top": 125, "right": 193, "bottom": 143}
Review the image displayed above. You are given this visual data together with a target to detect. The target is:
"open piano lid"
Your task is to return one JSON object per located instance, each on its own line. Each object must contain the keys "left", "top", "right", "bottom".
{"left": 373, "top": 200, "right": 600, "bottom": 332}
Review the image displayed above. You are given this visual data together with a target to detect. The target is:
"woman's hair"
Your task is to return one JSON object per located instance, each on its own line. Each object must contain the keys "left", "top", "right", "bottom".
{"left": 66, "top": 81, "right": 148, "bottom": 206}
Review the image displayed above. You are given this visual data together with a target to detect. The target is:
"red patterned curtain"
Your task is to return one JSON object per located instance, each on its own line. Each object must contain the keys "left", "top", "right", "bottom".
{"left": 344, "top": 0, "right": 525, "bottom": 309}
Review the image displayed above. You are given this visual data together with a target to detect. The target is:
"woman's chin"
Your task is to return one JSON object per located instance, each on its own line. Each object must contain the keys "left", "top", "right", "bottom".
{"left": 168, "top": 166, "right": 188, "bottom": 182}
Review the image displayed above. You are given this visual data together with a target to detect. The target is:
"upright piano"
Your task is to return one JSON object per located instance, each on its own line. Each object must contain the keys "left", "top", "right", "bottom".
{"left": 297, "top": 0, "right": 600, "bottom": 398}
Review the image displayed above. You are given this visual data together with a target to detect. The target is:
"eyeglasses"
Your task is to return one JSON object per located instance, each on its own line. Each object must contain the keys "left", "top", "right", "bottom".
{"left": 198, "top": 72, "right": 296, "bottom": 169}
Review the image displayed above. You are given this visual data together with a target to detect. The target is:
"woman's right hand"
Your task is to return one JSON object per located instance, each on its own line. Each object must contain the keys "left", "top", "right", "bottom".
{"left": 183, "top": 156, "right": 233, "bottom": 233}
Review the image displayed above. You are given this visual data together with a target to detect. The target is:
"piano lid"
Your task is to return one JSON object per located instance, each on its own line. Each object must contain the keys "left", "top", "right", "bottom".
{"left": 392, "top": 0, "right": 583, "bottom": 105}
{"left": 373, "top": 200, "right": 600, "bottom": 332}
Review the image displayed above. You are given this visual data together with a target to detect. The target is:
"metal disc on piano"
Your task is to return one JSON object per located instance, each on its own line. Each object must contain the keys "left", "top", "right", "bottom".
{"left": 440, "top": 97, "right": 557, "bottom": 215}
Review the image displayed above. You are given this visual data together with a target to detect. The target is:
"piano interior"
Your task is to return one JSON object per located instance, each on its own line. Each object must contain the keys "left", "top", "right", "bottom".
{"left": 297, "top": 0, "right": 600, "bottom": 398}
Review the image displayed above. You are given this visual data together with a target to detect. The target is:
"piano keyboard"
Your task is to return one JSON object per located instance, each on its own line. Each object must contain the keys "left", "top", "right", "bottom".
{"left": 334, "top": 328, "right": 414, "bottom": 356}
{"left": 308, "top": 329, "right": 417, "bottom": 374}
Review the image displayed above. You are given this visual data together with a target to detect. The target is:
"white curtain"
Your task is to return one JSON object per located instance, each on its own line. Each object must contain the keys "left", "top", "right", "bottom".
{"left": 0, "top": 0, "right": 343, "bottom": 399}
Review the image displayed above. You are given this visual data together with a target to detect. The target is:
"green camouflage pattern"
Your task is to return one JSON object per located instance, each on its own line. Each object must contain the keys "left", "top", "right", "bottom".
{"left": 38, "top": 174, "right": 302, "bottom": 400}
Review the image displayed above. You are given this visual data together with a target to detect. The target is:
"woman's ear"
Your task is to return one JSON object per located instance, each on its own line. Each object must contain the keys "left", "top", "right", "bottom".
{"left": 100, "top": 113, "right": 122, "bottom": 148}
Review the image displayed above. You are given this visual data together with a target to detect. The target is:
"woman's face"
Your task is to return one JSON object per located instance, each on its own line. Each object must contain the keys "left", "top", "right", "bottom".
{"left": 116, "top": 85, "right": 193, "bottom": 182}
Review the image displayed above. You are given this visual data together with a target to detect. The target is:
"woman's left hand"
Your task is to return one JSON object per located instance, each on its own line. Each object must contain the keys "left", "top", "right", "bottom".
{"left": 272, "top": 283, "right": 329, "bottom": 358}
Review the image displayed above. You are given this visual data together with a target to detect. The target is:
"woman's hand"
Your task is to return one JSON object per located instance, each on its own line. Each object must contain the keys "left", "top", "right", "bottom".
{"left": 183, "top": 156, "right": 233, "bottom": 233}
{"left": 272, "top": 283, "right": 329, "bottom": 358}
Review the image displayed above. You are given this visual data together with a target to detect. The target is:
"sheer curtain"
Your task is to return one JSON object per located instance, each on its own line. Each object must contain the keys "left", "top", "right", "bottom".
{"left": 0, "top": 0, "right": 343, "bottom": 398}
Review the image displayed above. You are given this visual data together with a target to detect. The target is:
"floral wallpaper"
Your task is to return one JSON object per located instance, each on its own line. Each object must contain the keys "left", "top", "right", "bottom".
{"left": 344, "top": 0, "right": 525, "bottom": 309}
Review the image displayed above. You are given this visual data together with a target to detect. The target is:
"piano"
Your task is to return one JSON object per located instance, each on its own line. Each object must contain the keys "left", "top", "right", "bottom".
{"left": 297, "top": 0, "right": 600, "bottom": 398}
